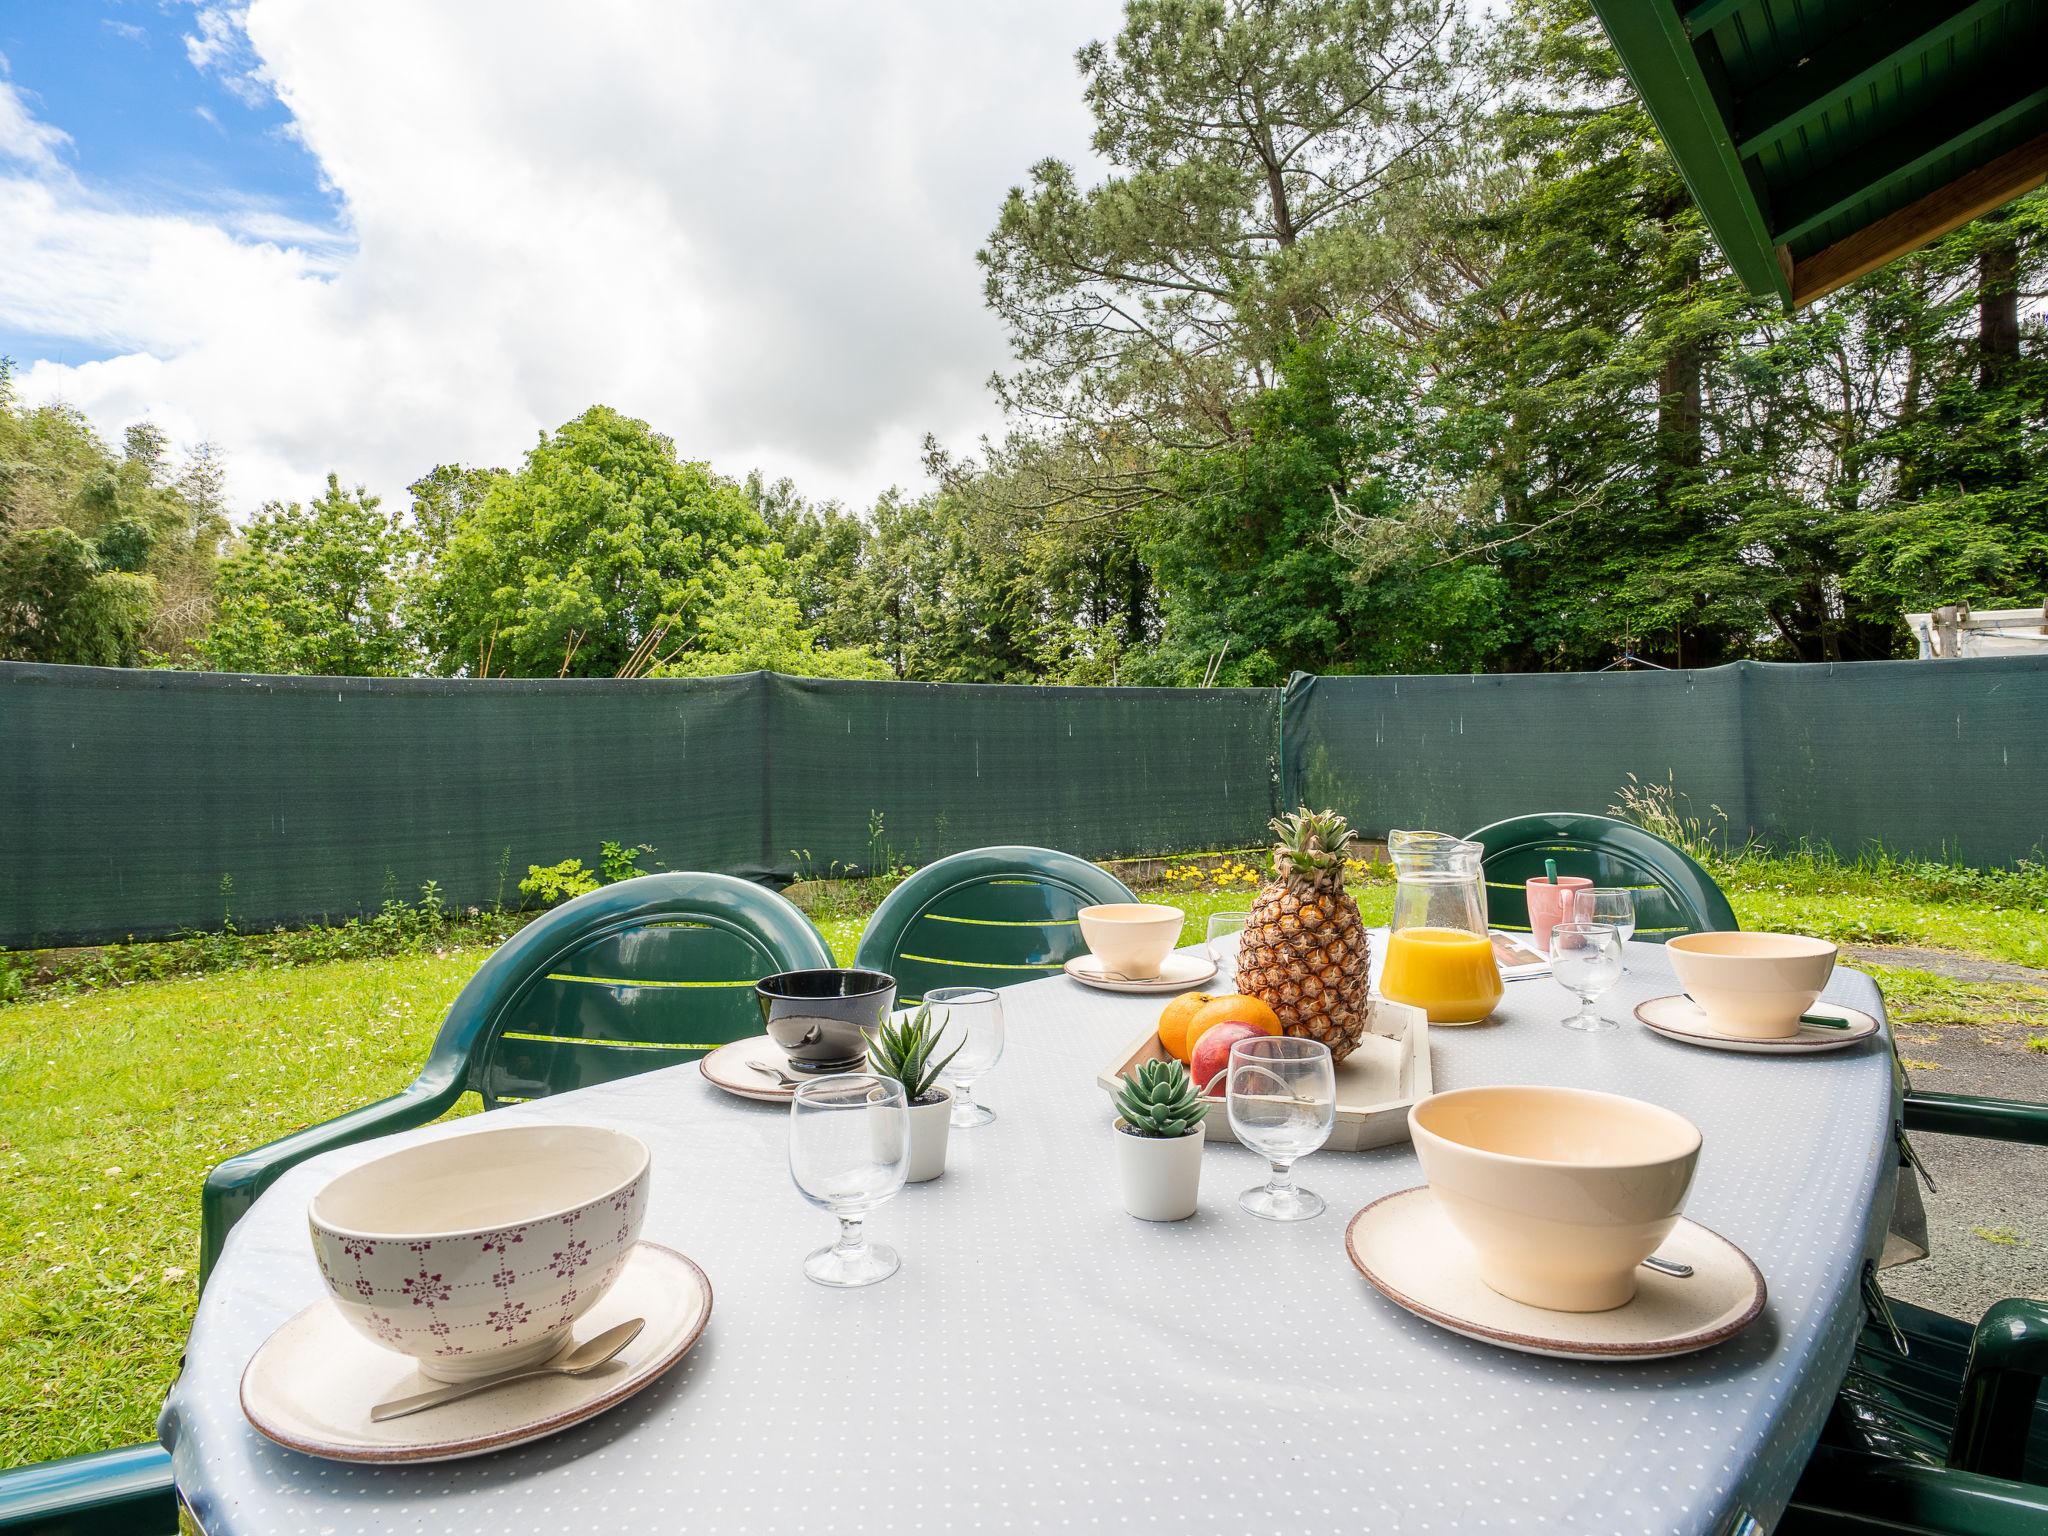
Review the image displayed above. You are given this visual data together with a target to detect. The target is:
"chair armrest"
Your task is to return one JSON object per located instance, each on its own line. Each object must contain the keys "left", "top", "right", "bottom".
{"left": 1792, "top": 1444, "right": 2048, "bottom": 1532}
{"left": 1949, "top": 1297, "right": 2048, "bottom": 1481}
{"left": 1903, "top": 1090, "right": 2048, "bottom": 1146}
{"left": 0, "top": 1443, "right": 175, "bottom": 1535}
{"left": 200, "top": 1073, "right": 466, "bottom": 1281}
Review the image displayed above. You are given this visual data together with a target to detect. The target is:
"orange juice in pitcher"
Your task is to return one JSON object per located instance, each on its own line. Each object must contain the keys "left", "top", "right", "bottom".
{"left": 1379, "top": 831, "right": 1503, "bottom": 1024}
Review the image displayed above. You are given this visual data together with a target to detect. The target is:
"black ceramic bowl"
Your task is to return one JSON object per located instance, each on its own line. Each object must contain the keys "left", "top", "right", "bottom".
{"left": 755, "top": 968, "right": 898, "bottom": 1074}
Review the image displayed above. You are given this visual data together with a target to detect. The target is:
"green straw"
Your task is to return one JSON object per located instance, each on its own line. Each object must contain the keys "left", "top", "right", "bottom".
{"left": 1544, "top": 858, "right": 1558, "bottom": 884}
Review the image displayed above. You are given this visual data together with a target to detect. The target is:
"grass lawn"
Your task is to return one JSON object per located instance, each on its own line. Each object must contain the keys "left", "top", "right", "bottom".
{"left": 3, "top": 861, "right": 2043, "bottom": 1469}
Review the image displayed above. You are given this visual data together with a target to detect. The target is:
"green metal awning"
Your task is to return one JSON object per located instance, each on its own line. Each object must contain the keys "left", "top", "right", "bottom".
{"left": 1588, "top": 1, "right": 2048, "bottom": 306}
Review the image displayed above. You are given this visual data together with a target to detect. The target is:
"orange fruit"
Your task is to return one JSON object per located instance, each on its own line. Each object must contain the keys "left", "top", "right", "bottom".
{"left": 1157, "top": 992, "right": 1214, "bottom": 1062}
{"left": 1184, "top": 993, "right": 1283, "bottom": 1058}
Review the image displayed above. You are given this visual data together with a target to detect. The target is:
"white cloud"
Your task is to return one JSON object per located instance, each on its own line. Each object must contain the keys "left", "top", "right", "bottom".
{"left": 6, "top": 0, "right": 1119, "bottom": 514}
{"left": 0, "top": 56, "right": 72, "bottom": 172}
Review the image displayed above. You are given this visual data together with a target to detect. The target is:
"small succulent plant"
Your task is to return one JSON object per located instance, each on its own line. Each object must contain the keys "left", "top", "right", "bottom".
{"left": 865, "top": 1001, "right": 960, "bottom": 1105}
{"left": 1115, "top": 1058, "right": 1208, "bottom": 1138}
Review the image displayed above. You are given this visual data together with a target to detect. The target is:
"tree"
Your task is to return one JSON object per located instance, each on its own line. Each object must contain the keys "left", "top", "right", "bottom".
{"left": 0, "top": 525, "right": 154, "bottom": 665}
{"left": 426, "top": 407, "right": 766, "bottom": 677}
{"left": 652, "top": 551, "right": 892, "bottom": 679}
{"left": 193, "top": 475, "right": 418, "bottom": 675}
{"left": 981, "top": 0, "right": 1476, "bottom": 463}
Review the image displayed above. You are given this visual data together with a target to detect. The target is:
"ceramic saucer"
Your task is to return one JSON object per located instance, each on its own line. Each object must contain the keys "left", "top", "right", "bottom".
{"left": 700, "top": 1033, "right": 815, "bottom": 1101}
{"left": 241, "top": 1240, "right": 710, "bottom": 1463}
{"left": 1635, "top": 995, "right": 1880, "bottom": 1054}
{"left": 1063, "top": 951, "right": 1217, "bottom": 994}
{"left": 1344, "top": 1187, "right": 1765, "bottom": 1361}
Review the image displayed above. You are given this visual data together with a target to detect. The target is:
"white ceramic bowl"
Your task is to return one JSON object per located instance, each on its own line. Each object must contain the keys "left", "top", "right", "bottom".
{"left": 1666, "top": 931, "right": 1838, "bottom": 1039}
{"left": 309, "top": 1123, "right": 650, "bottom": 1381}
{"left": 1078, "top": 903, "right": 1185, "bottom": 980}
{"left": 1410, "top": 1086, "right": 1701, "bottom": 1313}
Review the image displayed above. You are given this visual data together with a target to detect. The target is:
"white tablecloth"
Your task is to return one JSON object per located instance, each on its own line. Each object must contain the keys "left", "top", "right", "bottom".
{"left": 160, "top": 940, "right": 1897, "bottom": 1535}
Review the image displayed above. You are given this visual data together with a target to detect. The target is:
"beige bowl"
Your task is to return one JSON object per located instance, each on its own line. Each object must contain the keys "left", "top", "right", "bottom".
{"left": 309, "top": 1123, "right": 649, "bottom": 1381}
{"left": 1410, "top": 1086, "right": 1701, "bottom": 1313}
{"left": 1078, "top": 903, "right": 1184, "bottom": 980}
{"left": 1666, "top": 931, "right": 1838, "bottom": 1039}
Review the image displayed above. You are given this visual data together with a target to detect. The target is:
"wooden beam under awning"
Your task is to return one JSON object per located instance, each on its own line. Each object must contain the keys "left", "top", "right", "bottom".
{"left": 1790, "top": 132, "right": 2048, "bottom": 305}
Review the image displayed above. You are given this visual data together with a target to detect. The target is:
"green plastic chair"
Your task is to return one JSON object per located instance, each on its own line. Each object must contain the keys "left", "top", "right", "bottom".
{"left": 854, "top": 846, "right": 1137, "bottom": 1003}
{"left": 1464, "top": 812, "right": 1739, "bottom": 940}
{"left": 199, "top": 871, "right": 831, "bottom": 1278}
{"left": 0, "top": 1444, "right": 175, "bottom": 1535}
{"left": 1781, "top": 1089, "right": 2048, "bottom": 1535}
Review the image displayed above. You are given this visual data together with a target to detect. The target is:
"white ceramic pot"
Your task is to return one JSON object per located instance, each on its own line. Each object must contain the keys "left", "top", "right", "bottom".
{"left": 1115, "top": 1120, "right": 1203, "bottom": 1221}
{"left": 1666, "top": 931, "right": 1838, "bottom": 1038}
{"left": 905, "top": 1089, "right": 953, "bottom": 1182}
{"left": 1409, "top": 1085, "right": 1699, "bottom": 1313}
{"left": 1078, "top": 903, "right": 1185, "bottom": 980}
{"left": 308, "top": 1123, "right": 649, "bottom": 1381}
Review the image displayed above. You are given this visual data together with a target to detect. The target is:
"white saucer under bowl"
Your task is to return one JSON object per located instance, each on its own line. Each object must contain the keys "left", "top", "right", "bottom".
{"left": 1635, "top": 994, "right": 1880, "bottom": 1054}
{"left": 1344, "top": 1186, "right": 1765, "bottom": 1362}
{"left": 241, "top": 1240, "right": 710, "bottom": 1463}
{"left": 1063, "top": 951, "right": 1217, "bottom": 994}
{"left": 700, "top": 1033, "right": 827, "bottom": 1101}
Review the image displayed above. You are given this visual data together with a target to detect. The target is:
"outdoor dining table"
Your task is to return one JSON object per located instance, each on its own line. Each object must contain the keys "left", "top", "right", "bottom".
{"left": 160, "top": 935, "right": 1899, "bottom": 1535}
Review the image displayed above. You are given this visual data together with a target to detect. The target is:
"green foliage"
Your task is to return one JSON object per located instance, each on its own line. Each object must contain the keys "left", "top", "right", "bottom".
{"left": 427, "top": 405, "right": 766, "bottom": 677}
{"left": 650, "top": 548, "right": 892, "bottom": 679}
{"left": 193, "top": 474, "right": 419, "bottom": 675}
{"left": 518, "top": 858, "right": 602, "bottom": 906}
{"left": 1115, "top": 1057, "right": 1208, "bottom": 1137}
{"left": 598, "top": 839, "right": 655, "bottom": 883}
{"left": 0, "top": 524, "right": 155, "bottom": 665}
{"left": 865, "top": 1000, "right": 962, "bottom": 1104}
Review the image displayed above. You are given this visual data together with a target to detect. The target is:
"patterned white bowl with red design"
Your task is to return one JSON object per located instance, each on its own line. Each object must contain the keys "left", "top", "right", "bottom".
{"left": 308, "top": 1123, "right": 649, "bottom": 1382}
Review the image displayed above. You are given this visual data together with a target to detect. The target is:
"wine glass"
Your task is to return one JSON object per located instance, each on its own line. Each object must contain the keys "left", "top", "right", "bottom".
{"left": 1572, "top": 887, "right": 1638, "bottom": 969}
{"left": 1225, "top": 1036, "right": 1336, "bottom": 1221}
{"left": 1206, "top": 912, "right": 1249, "bottom": 982}
{"left": 789, "top": 1074, "right": 908, "bottom": 1287}
{"left": 927, "top": 986, "right": 1005, "bottom": 1128}
{"left": 1550, "top": 922, "right": 1624, "bottom": 1032}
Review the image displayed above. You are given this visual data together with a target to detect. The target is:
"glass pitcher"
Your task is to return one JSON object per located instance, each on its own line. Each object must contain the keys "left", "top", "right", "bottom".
{"left": 1378, "top": 829, "right": 1503, "bottom": 1025}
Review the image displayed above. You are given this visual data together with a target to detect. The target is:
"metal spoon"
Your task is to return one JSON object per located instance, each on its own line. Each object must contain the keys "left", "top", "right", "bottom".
{"left": 369, "top": 1318, "right": 645, "bottom": 1422}
{"left": 747, "top": 1057, "right": 802, "bottom": 1087}
{"left": 1641, "top": 1255, "right": 1694, "bottom": 1278}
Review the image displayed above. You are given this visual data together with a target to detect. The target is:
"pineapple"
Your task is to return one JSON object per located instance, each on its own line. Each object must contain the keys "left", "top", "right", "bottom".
{"left": 1237, "top": 807, "right": 1371, "bottom": 1063}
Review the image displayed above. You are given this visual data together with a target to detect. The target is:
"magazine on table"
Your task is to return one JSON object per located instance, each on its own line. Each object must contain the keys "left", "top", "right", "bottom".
{"left": 1491, "top": 931, "right": 1550, "bottom": 979}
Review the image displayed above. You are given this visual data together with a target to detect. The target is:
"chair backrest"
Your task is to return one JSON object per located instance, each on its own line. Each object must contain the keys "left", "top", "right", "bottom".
{"left": 854, "top": 846, "right": 1138, "bottom": 1003}
{"left": 433, "top": 872, "right": 834, "bottom": 1108}
{"left": 1464, "top": 813, "right": 1739, "bottom": 943}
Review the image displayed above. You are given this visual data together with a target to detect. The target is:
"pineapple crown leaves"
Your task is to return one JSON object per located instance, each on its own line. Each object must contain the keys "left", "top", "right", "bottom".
{"left": 1115, "top": 1058, "right": 1208, "bottom": 1139}
{"left": 865, "top": 1001, "right": 961, "bottom": 1104}
{"left": 1268, "top": 805, "right": 1354, "bottom": 883}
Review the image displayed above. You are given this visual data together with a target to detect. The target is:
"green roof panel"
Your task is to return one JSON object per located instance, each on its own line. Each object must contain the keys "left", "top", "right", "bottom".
{"left": 1592, "top": 1, "right": 2048, "bottom": 305}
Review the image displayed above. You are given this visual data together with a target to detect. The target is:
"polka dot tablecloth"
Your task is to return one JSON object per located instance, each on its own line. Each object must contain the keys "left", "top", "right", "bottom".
{"left": 159, "top": 940, "right": 1898, "bottom": 1535}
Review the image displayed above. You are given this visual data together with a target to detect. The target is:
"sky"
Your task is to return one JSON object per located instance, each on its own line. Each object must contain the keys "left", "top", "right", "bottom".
{"left": 0, "top": 0, "right": 1121, "bottom": 514}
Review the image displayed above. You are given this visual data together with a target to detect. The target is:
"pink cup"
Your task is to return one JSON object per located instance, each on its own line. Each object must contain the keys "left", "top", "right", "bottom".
{"left": 1526, "top": 876, "right": 1593, "bottom": 952}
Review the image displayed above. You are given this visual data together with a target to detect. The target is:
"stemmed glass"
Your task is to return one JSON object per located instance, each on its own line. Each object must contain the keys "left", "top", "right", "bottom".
{"left": 1550, "top": 922, "right": 1624, "bottom": 1032}
{"left": 1206, "top": 912, "right": 1249, "bottom": 982}
{"left": 789, "top": 1074, "right": 908, "bottom": 1287}
{"left": 1225, "top": 1036, "right": 1336, "bottom": 1221}
{"left": 1572, "top": 887, "right": 1638, "bottom": 969}
{"left": 927, "top": 986, "right": 1004, "bottom": 1128}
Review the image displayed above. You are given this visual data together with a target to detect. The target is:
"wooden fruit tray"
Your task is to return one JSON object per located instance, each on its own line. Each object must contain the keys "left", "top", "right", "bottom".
{"left": 1095, "top": 997, "right": 1432, "bottom": 1152}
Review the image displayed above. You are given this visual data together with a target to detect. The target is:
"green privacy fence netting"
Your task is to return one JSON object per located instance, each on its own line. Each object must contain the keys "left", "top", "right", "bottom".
{"left": 5, "top": 657, "right": 2043, "bottom": 949}
{"left": 1282, "top": 658, "right": 2048, "bottom": 871}
{"left": 0, "top": 665, "right": 1283, "bottom": 948}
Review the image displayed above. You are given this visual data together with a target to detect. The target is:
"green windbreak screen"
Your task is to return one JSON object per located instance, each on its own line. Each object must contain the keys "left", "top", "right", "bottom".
{"left": 0, "top": 665, "right": 1282, "bottom": 947}
{"left": 1284, "top": 658, "right": 2048, "bottom": 868}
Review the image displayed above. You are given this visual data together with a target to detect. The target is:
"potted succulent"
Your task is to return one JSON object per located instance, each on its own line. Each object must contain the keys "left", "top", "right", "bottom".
{"left": 1113, "top": 1059, "right": 1208, "bottom": 1221}
{"left": 866, "top": 1002, "right": 961, "bottom": 1183}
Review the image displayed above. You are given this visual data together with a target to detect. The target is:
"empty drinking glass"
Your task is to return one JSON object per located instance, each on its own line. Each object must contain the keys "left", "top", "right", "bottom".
{"left": 1225, "top": 1036, "right": 1336, "bottom": 1221}
{"left": 1550, "top": 922, "right": 1624, "bottom": 1032}
{"left": 789, "top": 1074, "right": 909, "bottom": 1287}
{"left": 927, "top": 986, "right": 1005, "bottom": 1128}
{"left": 1572, "top": 887, "right": 1638, "bottom": 968}
{"left": 1206, "top": 912, "right": 1249, "bottom": 982}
